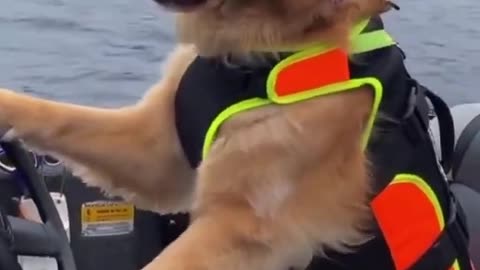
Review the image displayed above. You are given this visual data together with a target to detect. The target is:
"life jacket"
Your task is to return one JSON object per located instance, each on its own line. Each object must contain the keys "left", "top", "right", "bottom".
{"left": 173, "top": 16, "right": 474, "bottom": 270}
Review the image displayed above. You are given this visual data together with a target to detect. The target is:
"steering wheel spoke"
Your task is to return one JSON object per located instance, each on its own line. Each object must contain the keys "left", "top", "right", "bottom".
{"left": 0, "top": 210, "right": 21, "bottom": 270}
{"left": 8, "top": 216, "right": 62, "bottom": 257}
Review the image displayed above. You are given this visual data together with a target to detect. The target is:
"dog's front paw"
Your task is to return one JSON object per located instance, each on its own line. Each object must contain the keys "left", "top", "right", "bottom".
{"left": 0, "top": 88, "right": 24, "bottom": 141}
{"left": 0, "top": 128, "right": 17, "bottom": 142}
{"left": 0, "top": 88, "right": 17, "bottom": 100}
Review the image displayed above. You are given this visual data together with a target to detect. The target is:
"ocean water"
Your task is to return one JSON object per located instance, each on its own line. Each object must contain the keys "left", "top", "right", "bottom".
{"left": 0, "top": 0, "right": 479, "bottom": 106}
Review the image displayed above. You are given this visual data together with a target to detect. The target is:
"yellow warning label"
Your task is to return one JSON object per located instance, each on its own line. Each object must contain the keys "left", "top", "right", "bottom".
{"left": 81, "top": 201, "right": 134, "bottom": 223}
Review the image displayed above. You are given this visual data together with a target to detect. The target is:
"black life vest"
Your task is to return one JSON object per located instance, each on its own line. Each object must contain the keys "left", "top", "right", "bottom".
{"left": 173, "top": 16, "right": 473, "bottom": 270}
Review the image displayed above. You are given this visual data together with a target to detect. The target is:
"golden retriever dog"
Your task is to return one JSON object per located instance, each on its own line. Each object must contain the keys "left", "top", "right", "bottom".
{"left": 0, "top": 0, "right": 394, "bottom": 269}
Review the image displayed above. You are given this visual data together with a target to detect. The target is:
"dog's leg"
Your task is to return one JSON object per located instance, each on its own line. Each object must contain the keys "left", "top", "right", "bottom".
{"left": 141, "top": 206, "right": 313, "bottom": 270}
{"left": 140, "top": 89, "right": 374, "bottom": 270}
{"left": 0, "top": 44, "right": 197, "bottom": 213}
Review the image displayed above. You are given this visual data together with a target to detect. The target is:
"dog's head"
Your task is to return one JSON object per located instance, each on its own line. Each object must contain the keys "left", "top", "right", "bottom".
{"left": 154, "top": 0, "right": 391, "bottom": 57}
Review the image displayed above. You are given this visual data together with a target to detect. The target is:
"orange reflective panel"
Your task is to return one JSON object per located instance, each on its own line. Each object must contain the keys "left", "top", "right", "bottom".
{"left": 274, "top": 48, "right": 350, "bottom": 97}
{"left": 371, "top": 176, "right": 444, "bottom": 270}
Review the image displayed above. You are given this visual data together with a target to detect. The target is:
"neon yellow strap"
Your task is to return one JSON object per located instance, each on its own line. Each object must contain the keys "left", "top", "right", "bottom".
{"left": 351, "top": 30, "right": 396, "bottom": 54}
{"left": 260, "top": 19, "right": 371, "bottom": 53}
{"left": 202, "top": 98, "right": 271, "bottom": 158}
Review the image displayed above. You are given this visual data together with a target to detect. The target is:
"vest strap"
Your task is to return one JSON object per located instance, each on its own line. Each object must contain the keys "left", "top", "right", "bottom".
{"left": 352, "top": 30, "right": 396, "bottom": 54}
{"left": 425, "top": 87, "right": 455, "bottom": 173}
{"left": 401, "top": 78, "right": 455, "bottom": 174}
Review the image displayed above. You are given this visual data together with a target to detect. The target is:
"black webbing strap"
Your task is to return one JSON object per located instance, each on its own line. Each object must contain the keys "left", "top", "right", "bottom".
{"left": 408, "top": 80, "right": 455, "bottom": 174}
{"left": 409, "top": 193, "right": 472, "bottom": 270}
{"left": 424, "top": 88, "right": 455, "bottom": 174}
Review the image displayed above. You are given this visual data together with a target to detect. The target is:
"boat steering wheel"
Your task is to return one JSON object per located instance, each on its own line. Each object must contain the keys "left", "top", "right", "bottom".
{"left": 0, "top": 141, "right": 76, "bottom": 270}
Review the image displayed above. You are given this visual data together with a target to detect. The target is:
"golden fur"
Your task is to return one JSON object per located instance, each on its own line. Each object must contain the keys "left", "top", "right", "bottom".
{"left": 0, "top": 0, "right": 393, "bottom": 269}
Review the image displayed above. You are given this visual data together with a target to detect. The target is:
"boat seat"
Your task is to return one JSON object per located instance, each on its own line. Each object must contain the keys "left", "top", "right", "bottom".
{"left": 444, "top": 103, "right": 480, "bottom": 267}
{"left": 450, "top": 183, "right": 480, "bottom": 268}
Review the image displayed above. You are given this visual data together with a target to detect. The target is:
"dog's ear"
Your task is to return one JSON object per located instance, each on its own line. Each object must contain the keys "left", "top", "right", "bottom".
{"left": 303, "top": 0, "right": 362, "bottom": 50}
{"left": 317, "top": 0, "right": 391, "bottom": 50}
{"left": 354, "top": 0, "right": 394, "bottom": 17}
{"left": 330, "top": 0, "right": 392, "bottom": 19}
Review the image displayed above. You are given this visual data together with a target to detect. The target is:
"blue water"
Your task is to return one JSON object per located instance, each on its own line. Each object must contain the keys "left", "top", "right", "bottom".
{"left": 0, "top": 0, "right": 479, "bottom": 106}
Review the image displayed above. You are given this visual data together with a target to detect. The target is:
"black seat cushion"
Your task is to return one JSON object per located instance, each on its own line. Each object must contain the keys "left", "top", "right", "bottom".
{"left": 450, "top": 183, "right": 480, "bottom": 267}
